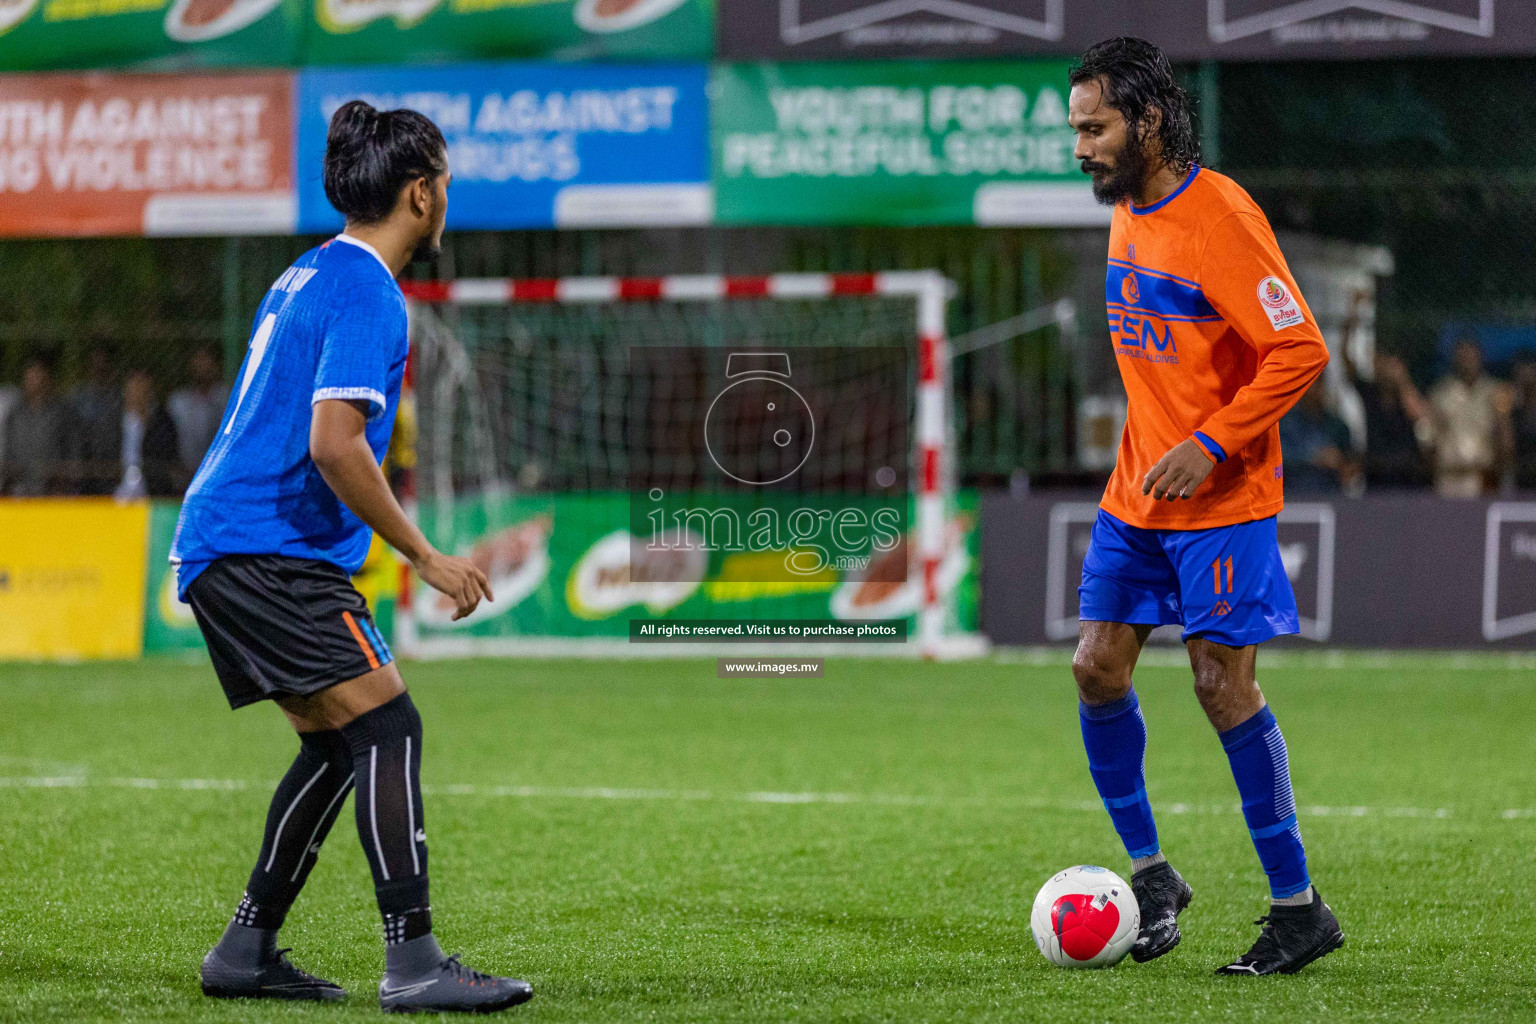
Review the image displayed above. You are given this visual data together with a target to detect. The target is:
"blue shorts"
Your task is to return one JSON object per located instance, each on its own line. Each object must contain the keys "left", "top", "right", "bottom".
{"left": 1078, "top": 509, "right": 1299, "bottom": 646}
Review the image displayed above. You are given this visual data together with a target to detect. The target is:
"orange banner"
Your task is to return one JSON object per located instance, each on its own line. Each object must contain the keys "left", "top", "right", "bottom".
{"left": 0, "top": 71, "right": 294, "bottom": 237}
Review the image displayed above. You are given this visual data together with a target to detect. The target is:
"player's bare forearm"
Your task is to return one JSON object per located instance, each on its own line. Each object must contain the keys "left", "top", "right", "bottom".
{"left": 310, "top": 399, "right": 493, "bottom": 619}
{"left": 310, "top": 399, "right": 432, "bottom": 562}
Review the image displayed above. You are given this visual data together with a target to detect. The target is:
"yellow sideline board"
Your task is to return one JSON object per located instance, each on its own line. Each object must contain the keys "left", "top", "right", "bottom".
{"left": 0, "top": 500, "right": 149, "bottom": 660}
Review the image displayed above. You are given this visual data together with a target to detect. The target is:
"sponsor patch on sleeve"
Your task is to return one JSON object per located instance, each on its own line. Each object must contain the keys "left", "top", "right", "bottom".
{"left": 1257, "top": 276, "right": 1306, "bottom": 331}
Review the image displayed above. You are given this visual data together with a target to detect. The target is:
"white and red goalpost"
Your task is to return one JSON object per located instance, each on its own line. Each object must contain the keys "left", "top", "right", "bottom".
{"left": 397, "top": 271, "right": 975, "bottom": 660}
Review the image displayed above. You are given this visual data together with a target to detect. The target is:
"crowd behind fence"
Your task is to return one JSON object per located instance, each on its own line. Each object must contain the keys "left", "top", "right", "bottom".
{"left": 3, "top": 281, "right": 1534, "bottom": 502}
{"left": 0, "top": 343, "right": 226, "bottom": 499}
{"left": 1281, "top": 333, "right": 1536, "bottom": 497}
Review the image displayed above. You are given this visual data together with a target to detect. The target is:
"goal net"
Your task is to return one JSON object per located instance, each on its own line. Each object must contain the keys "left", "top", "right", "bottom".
{"left": 397, "top": 272, "right": 982, "bottom": 659}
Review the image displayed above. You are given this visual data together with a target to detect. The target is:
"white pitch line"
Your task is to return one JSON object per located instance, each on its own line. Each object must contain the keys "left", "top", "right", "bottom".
{"left": 0, "top": 774, "right": 1524, "bottom": 822}
{"left": 992, "top": 647, "right": 1536, "bottom": 672}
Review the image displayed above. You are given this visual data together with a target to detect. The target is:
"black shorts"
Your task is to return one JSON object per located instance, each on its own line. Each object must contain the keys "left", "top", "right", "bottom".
{"left": 187, "top": 555, "right": 394, "bottom": 710}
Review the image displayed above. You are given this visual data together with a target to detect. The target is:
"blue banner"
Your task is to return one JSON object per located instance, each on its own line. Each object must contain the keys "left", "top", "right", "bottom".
{"left": 296, "top": 63, "right": 711, "bottom": 232}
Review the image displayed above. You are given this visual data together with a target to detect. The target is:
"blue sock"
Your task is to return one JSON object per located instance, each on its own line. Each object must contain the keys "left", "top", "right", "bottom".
{"left": 1080, "top": 688, "right": 1159, "bottom": 861}
{"left": 1219, "top": 705, "right": 1311, "bottom": 899}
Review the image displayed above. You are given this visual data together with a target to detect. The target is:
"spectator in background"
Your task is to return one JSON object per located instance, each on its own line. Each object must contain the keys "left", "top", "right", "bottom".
{"left": 167, "top": 344, "right": 229, "bottom": 477}
{"left": 1335, "top": 289, "right": 1431, "bottom": 489}
{"left": 0, "top": 379, "right": 17, "bottom": 474}
{"left": 1, "top": 356, "right": 71, "bottom": 496}
{"left": 115, "top": 369, "right": 182, "bottom": 500}
{"left": 1352, "top": 352, "right": 1433, "bottom": 488}
{"left": 1429, "top": 337, "right": 1511, "bottom": 498}
{"left": 1512, "top": 353, "right": 1536, "bottom": 491}
{"left": 1279, "top": 376, "right": 1361, "bottom": 493}
{"left": 69, "top": 341, "right": 122, "bottom": 494}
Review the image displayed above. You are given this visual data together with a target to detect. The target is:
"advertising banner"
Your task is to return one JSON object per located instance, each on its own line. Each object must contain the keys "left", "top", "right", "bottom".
{"left": 0, "top": 71, "right": 295, "bottom": 237}
{"left": 719, "top": 0, "right": 1536, "bottom": 61}
{"left": 410, "top": 490, "right": 978, "bottom": 645}
{"left": 720, "top": 0, "right": 1087, "bottom": 60}
{"left": 0, "top": 499, "right": 149, "bottom": 660}
{"left": 142, "top": 500, "right": 203, "bottom": 652}
{"left": 142, "top": 502, "right": 400, "bottom": 653}
{"left": 981, "top": 493, "right": 1536, "bottom": 649}
{"left": 1174, "top": 0, "right": 1536, "bottom": 61}
{"left": 0, "top": 0, "right": 302, "bottom": 71}
{"left": 712, "top": 61, "right": 1104, "bottom": 227}
{"left": 297, "top": 63, "right": 711, "bottom": 232}
{"left": 306, "top": 0, "right": 713, "bottom": 66}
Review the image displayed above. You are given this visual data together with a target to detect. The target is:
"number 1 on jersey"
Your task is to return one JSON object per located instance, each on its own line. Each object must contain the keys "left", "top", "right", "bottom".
{"left": 225, "top": 313, "right": 279, "bottom": 437}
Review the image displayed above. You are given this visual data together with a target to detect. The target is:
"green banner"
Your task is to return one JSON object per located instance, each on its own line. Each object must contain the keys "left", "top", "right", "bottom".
{"left": 0, "top": 0, "right": 709, "bottom": 70}
{"left": 308, "top": 0, "right": 713, "bottom": 65}
{"left": 142, "top": 501, "right": 400, "bottom": 653}
{"left": 0, "top": 0, "right": 303, "bottom": 70}
{"left": 142, "top": 490, "right": 978, "bottom": 652}
{"left": 412, "top": 490, "right": 978, "bottom": 643}
{"left": 713, "top": 61, "right": 1107, "bottom": 227}
{"left": 143, "top": 501, "right": 204, "bottom": 652}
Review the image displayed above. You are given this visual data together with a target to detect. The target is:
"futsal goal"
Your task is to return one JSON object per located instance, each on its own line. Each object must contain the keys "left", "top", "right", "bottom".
{"left": 396, "top": 272, "right": 984, "bottom": 660}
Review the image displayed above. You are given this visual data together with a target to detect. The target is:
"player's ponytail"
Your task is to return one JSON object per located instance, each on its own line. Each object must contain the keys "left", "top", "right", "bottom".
{"left": 322, "top": 99, "right": 448, "bottom": 225}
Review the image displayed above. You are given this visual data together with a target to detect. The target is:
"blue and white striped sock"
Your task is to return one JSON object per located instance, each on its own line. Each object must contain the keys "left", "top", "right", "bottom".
{"left": 1219, "top": 705, "right": 1311, "bottom": 900}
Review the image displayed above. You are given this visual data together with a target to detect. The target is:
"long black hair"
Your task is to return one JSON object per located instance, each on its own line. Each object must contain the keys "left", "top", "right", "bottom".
{"left": 1069, "top": 37, "right": 1201, "bottom": 175}
{"left": 322, "top": 100, "right": 448, "bottom": 224}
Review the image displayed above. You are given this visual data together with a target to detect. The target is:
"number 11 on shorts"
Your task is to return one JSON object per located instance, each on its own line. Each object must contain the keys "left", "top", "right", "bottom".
{"left": 1213, "top": 556, "right": 1234, "bottom": 594}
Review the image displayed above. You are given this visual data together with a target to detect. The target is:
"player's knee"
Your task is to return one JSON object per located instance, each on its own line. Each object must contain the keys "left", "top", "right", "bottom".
{"left": 1072, "top": 649, "right": 1132, "bottom": 705}
{"left": 339, "top": 691, "right": 422, "bottom": 758}
{"left": 1189, "top": 654, "right": 1232, "bottom": 707}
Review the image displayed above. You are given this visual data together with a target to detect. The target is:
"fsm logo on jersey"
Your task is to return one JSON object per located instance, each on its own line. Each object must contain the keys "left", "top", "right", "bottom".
{"left": 1107, "top": 311, "right": 1178, "bottom": 363}
{"left": 1102, "top": 261, "right": 1226, "bottom": 364}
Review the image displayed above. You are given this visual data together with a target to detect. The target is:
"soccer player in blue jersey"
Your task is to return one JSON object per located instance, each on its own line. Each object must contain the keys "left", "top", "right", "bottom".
{"left": 173, "top": 101, "right": 532, "bottom": 1014}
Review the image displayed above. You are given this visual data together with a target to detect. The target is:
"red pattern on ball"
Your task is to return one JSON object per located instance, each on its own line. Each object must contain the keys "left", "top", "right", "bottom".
{"left": 1051, "top": 894, "right": 1120, "bottom": 961}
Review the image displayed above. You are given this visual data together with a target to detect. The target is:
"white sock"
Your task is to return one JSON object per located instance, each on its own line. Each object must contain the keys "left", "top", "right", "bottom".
{"left": 1131, "top": 852, "right": 1167, "bottom": 873}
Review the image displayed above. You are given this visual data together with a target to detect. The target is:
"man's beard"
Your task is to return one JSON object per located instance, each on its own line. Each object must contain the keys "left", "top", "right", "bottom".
{"left": 410, "top": 236, "right": 442, "bottom": 264}
{"left": 1083, "top": 133, "right": 1151, "bottom": 207}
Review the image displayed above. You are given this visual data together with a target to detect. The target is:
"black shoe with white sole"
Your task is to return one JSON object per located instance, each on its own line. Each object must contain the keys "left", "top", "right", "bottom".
{"left": 1216, "top": 890, "right": 1345, "bottom": 976}
{"left": 1130, "top": 862, "right": 1194, "bottom": 963}
{"left": 201, "top": 946, "right": 346, "bottom": 1002}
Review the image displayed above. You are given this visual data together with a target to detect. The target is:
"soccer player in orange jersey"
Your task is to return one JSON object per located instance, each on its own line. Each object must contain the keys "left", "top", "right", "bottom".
{"left": 1063, "top": 38, "right": 1344, "bottom": 976}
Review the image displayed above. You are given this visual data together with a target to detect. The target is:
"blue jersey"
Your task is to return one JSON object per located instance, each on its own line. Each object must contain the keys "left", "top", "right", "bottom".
{"left": 172, "top": 235, "right": 407, "bottom": 597}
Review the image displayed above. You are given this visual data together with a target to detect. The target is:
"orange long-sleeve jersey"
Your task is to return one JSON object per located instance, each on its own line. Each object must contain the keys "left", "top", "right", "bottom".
{"left": 1100, "top": 166, "right": 1329, "bottom": 530}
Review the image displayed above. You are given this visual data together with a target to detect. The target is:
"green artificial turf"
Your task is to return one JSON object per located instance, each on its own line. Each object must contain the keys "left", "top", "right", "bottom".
{"left": 2, "top": 653, "right": 1534, "bottom": 1022}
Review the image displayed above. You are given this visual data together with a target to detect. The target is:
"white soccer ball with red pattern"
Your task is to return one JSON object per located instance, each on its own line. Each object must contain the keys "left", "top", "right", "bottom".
{"left": 1030, "top": 865, "right": 1140, "bottom": 968}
